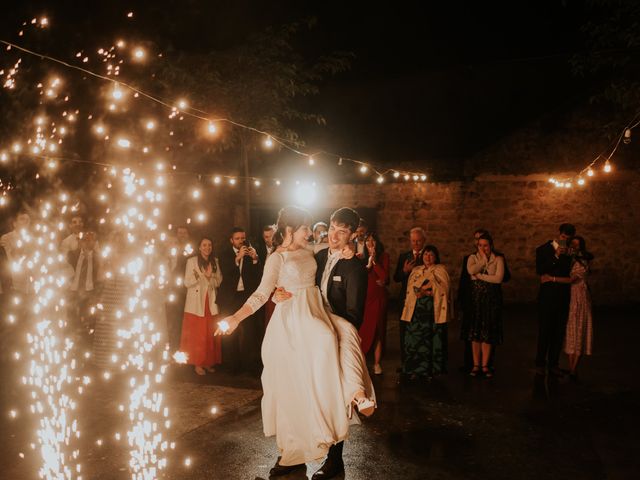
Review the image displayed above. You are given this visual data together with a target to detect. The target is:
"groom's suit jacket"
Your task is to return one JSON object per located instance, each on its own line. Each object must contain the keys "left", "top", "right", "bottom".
{"left": 315, "top": 248, "right": 368, "bottom": 329}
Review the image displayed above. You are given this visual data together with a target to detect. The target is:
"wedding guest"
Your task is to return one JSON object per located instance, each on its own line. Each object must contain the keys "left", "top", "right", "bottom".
{"left": 179, "top": 237, "right": 223, "bottom": 375}
{"left": 542, "top": 236, "right": 594, "bottom": 381}
{"left": 354, "top": 219, "right": 368, "bottom": 261}
{"left": 458, "top": 228, "right": 489, "bottom": 373}
{"left": 393, "top": 227, "right": 426, "bottom": 365}
{"left": 401, "top": 245, "right": 450, "bottom": 380}
{"left": 255, "top": 225, "right": 277, "bottom": 328}
{"left": 535, "top": 223, "right": 575, "bottom": 377}
{"left": 218, "top": 227, "right": 262, "bottom": 374}
{"left": 67, "top": 231, "right": 101, "bottom": 334}
{"left": 165, "top": 225, "right": 192, "bottom": 351}
{"left": 60, "top": 215, "right": 85, "bottom": 255}
{"left": 0, "top": 245, "right": 11, "bottom": 304}
{"left": 312, "top": 221, "right": 329, "bottom": 253}
{"left": 359, "top": 232, "right": 390, "bottom": 374}
{"left": 92, "top": 231, "right": 132, "bottom": 369}
{"left": 255, "top": 224, "right": 276, "bottom": 265}
{"left": 464, "top": 233, "right": 504, "bottom": 378}
{"left": 0, "top": 210, "right": 32, "bottom": 294}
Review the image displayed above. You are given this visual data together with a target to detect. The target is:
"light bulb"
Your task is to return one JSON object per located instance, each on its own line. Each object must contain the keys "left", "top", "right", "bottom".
{"left": 603, "top": 160, "right": 612, "bottom": 173}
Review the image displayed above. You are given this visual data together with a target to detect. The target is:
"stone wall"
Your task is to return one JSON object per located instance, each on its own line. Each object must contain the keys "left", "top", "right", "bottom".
{"left": 312, "top": 171, "right": 640, "bottom": 305}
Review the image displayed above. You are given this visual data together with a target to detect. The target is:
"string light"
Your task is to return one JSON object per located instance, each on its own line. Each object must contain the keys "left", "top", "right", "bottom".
{"left": 603, "top": 160, "right": 612, "bottom": 173}
{"left": 264, "top": 136, "right": 273, "bottom": 148}
{"left": 0, "top": 38, "right": 428, "bottom": 185}
{"left": 359, "top": 165, "right": 368, "bottom": 173}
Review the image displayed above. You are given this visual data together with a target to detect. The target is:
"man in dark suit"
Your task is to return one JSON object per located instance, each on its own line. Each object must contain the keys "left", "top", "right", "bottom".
{"left": 272, "top": 207, "right": 368, "bottom": 480}
{"left": 254, "top": 224, "right": 275, "bottom": 267}
{"left": 311, "top": 207, "right": 367, "bottom": 480}
{"left": 254, "top": 224, "right": 276, "bottom": 328}
{"left": 67, "top": 231, "right": 101, "bottom": 338}
{"left": 218, "top": 227, "right": 262, "bottom": 374}
{"left": 393, "top": 226, "right": 426, "bottom": 365}
{"left": 535, "top": 223, "right": 575, "bottom": 377}
{"left": 165, "top": 225, "right": 192, "bottom": 352}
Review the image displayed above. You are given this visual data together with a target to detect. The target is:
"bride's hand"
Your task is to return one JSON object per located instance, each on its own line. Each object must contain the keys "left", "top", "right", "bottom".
{"left": 340, "top": 242, "right": 355, "bottom": 260}
{"left": 214, "top": 315, "right": 241, "bottom": 336}
{"left": 273, "top": 286, "right": 293, "bottom": 303}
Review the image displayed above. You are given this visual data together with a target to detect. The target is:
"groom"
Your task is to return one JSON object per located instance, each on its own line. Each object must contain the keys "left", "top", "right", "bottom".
{"left": 272, "top": 206, "right": 368, "bottom": 479}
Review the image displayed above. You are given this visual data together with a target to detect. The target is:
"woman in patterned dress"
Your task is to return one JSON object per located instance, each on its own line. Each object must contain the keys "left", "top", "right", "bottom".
{"left": 400, "top": 245, "right": 451, "bottom": 379}
{"left": 542, "top": 236, "right": 593, "bottom": 380}
{"left": 464, "top": 233, "right": 505, "bottom": 378}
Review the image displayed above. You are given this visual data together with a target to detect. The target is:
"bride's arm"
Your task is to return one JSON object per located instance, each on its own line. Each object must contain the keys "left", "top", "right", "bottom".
{"left": 215, "top": 253, "right": 283, "bottom": 335}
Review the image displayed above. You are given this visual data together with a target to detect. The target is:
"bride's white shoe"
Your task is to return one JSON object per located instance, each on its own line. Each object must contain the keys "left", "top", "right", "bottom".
{"left": 348, "top": 397, "right": 375, "bottom": 418}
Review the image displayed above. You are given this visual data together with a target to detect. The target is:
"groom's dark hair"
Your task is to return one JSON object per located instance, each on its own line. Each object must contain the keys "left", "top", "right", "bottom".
{"left": 330, "top": 207, "right": 360, "bottom": 233}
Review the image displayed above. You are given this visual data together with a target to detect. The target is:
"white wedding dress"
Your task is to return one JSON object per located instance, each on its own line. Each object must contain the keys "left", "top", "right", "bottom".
{"left": 244, "top": 247, "right": 375, "bottom": 466}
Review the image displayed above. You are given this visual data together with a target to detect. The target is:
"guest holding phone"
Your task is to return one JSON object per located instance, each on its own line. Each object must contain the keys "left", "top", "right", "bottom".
{"left": 218, "top": 227, "right": 262, "bottom": 374}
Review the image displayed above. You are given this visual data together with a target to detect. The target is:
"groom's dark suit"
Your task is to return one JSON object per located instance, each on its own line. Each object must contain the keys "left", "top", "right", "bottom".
{"left": 313, "top": 246, "right": 368, "bottom": 477}
{"left": 314, "top": 247, "right": 368, "bottom": 328}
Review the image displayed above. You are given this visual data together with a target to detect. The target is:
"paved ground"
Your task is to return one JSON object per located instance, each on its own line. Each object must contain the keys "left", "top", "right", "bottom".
{"left": 1, "top": 304, "right": 638, "bottom": 479}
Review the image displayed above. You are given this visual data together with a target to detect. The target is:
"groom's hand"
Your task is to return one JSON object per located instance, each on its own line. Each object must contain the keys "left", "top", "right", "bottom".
{"left": 273, "top": 286, "right": 293, "bottom": 303}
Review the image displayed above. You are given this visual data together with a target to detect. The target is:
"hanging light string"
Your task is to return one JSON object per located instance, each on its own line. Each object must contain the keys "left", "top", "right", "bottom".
{"left": 0, "top": 38, "right": 427, "bottom": 182}
{"left": 548, "top": 110, "right": 640, "bottom": 188}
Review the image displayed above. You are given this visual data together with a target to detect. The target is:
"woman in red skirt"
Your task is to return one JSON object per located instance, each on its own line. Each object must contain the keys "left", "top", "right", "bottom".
{"left": 359, "top": 232, "right": 390, "bottom": 375}
{"left": 179, "top": 237, "right": 223, "bottom": 375}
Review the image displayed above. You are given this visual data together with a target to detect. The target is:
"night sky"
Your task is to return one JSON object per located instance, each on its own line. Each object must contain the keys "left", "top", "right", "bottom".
{"left": 1, "top": 1, "right": 593, "bottom": 179}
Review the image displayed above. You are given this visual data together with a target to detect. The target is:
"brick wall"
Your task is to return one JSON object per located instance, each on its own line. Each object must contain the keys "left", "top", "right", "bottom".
{"left": 313, "top": 171, "right": 640, "bottom": 305}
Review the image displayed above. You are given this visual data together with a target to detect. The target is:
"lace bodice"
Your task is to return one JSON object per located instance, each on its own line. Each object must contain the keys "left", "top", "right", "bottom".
{"left": 245, "top": 248, "right": 317, "bottom": 313}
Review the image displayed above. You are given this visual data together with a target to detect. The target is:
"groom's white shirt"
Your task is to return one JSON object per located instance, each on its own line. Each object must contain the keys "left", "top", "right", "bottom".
{"left": 320, "top": 249, "right": 341, "bottom": 310}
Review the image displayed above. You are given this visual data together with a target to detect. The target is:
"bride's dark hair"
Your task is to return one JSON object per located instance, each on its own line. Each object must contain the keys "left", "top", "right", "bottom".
{"left": 272, "top": 206, "right": 313, "bottom": 248}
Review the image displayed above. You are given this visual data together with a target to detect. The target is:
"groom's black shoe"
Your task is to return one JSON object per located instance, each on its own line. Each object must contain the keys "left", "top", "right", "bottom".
{"left": 311, "top": 457, "right": 345, "bottom": 480}
{"left": 269, "top": 458, "right": 305, "bottom": 477}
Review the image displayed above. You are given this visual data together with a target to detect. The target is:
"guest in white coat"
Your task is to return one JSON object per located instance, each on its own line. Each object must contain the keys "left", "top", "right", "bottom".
{"left": 179, "top": 237, "right": 223, "bottom": 375}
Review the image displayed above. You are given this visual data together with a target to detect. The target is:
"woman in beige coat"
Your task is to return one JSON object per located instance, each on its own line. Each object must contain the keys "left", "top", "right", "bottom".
{"left": 179, "top": 237, "right": 223, "bottom": 375}
{"left": 400, "top": 245, "right": 451, "bottom": 379}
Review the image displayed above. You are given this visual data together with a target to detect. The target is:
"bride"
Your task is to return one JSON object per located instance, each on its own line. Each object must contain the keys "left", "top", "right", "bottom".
{"left": 216, "top": 206, "right": 375, "bottom": 478}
